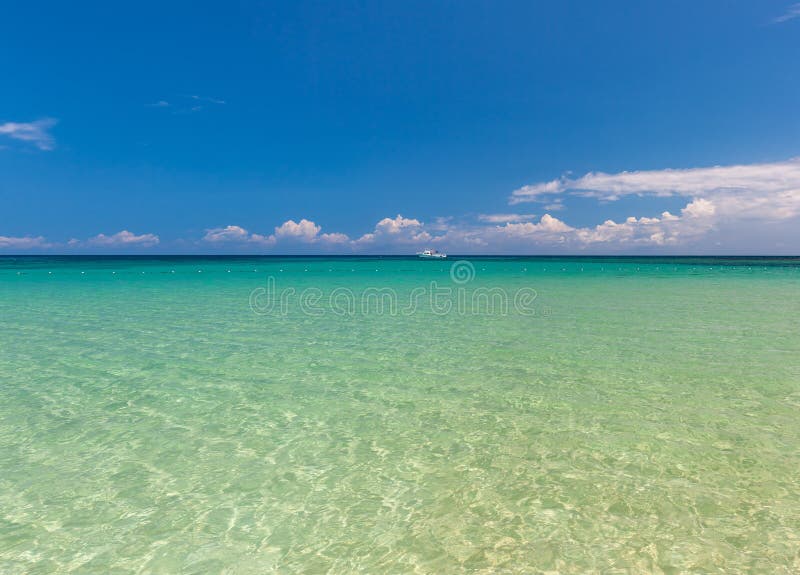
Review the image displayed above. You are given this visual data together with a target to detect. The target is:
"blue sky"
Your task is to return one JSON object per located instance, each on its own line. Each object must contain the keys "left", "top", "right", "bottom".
{"left": 2, "top": 0, "right": 800, "bottom": 253}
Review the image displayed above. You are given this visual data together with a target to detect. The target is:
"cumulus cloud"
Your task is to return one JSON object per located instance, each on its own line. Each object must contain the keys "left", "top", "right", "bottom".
{"left": 417, "top": 195, "right": 727, "bottom": 251}
{"left": 0, "top": 235, "right": 50, "bottom": 249}
{"left": 203, "top": 225, "right": 249, "bottom": 242}
{"left": 0, "top": 118, "right": 57, "bottom": 150}
{"left": 86, "top": 230, "right": 160, "bottom": 247}
{"left": 510, "top": 158, "right": 800, "bottom": 211}
{"left": 568, "top": 203, "right": 715, "bottom": 247}
{"left": 486, "top": 198, "right": 720, "bottom": 248}
{"left": 355, "top": 214, "right": 432, "bottom": 246}
{"left": 203, "top": 214, "right": 433, "bottom": 251}
{"left": 274, "top": 219, "right": 322, "bottom": 242}
{"left": 681, "top": 198, "right": 716, "bottom": 218}
{"left": 257, "top": 206, "right": 727, "bottom": 252}
{"left": 203, "top": 219, "right": 350, "bottom": 248}
{"left": 496, "top": 214, "right": 574, "bottom": 237}
{"left": 374, "top": 214, "right": 424, "bottom": 235}
{"left": 203, "top": 225, "right": 275, "bottom": 245}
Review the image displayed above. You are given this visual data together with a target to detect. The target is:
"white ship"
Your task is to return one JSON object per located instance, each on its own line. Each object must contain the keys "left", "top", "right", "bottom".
{"left": 416, "top": 249, "right": 447, "bottom": 259}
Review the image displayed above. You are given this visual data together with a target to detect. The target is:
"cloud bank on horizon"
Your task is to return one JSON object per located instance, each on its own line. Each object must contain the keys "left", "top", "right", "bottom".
{"left": 4, "top": 157, "right": 800, "bottom": 254}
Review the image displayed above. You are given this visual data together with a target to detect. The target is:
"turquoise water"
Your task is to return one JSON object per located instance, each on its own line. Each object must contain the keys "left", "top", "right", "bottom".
{"left": 1, "top": 256, "right": 800, "bottom": 574}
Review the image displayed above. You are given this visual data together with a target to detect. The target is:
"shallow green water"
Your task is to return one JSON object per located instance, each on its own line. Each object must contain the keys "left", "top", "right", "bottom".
{"left": 1, "top": 256, "right": 799, "bottom": 574}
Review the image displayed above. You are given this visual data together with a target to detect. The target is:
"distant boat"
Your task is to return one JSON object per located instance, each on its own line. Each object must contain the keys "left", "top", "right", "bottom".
{"left": 417, "top": 249, "right": 447, "bottom": 259}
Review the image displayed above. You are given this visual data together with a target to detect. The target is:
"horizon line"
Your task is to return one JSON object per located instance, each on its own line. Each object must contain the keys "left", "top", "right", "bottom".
{"left": 3, "top": 254, "right": 800, "bottom": 259}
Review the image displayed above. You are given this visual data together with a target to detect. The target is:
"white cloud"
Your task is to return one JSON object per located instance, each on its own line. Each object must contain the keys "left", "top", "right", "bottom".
{"left": 274, "top": 219, "right": 322, "bottom": 242}
{"left": 509, "top": 179, "right": 564, "bottom": 202}
{"left": 474, "top": 200, "right": 718, "bottom": 249}
{"left": 681, "top": 198, "right": 716, "bottom": 218}
{"left": 203, "top": 219, "right": 349, "bottom": 248}
{"left": 347, "top": 207, "right": 721, "bottom": 252}
{"left": 203, "top": 225, "right": 275, "bottom": 245}
{"left": 86, "top": 230, "right": 160, "bottom": 247}
{"left": 496, "top": 214, "right": 574, "bottom": 237}
{"left": 405, "top": 195, "right": 727, "bottom": 251}
{"left": 774, "top": 3, "right": 800, "bottom": 23}
{"left": 508, "top": 157, "right": 800, "bottom": 239}
{"left": 510, "top": 158, "right": 800, "bottom": 209}
{"left": 477, "top": 213, "right": 537, "bottom": 223}
{"left": 272, "top": 219, "right": 351, "bottom": 245}
{"left": 318, "top": 232, "right": 350, "bottom": 244}
{"left": 374, "top": 214, "right": 423, "bottom": 235}
{"left": 0, "top": 118, "right": 57, "bottom": 150}
{"left": 0, "top": 235, "right": 50, "bottom": 249}
{"left": 355, "top": 214, "right": 431, "bottom": 245}
{"left": 203, "top": 225, "right": 249, "bottom": 242}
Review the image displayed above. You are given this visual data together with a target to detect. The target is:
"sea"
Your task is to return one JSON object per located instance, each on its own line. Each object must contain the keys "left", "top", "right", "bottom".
{"left": 1, "top": 256, "right": 799, "bottom": 573}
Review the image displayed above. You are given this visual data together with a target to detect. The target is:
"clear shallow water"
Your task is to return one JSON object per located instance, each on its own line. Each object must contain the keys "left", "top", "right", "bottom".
{"left": 1, "top": 256, "right": 799, "bottom": 574}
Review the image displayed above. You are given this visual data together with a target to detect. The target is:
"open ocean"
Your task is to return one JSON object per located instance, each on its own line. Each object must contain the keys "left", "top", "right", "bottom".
{"left": 1, "top": 256, "right": 799, "bottom": 574}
